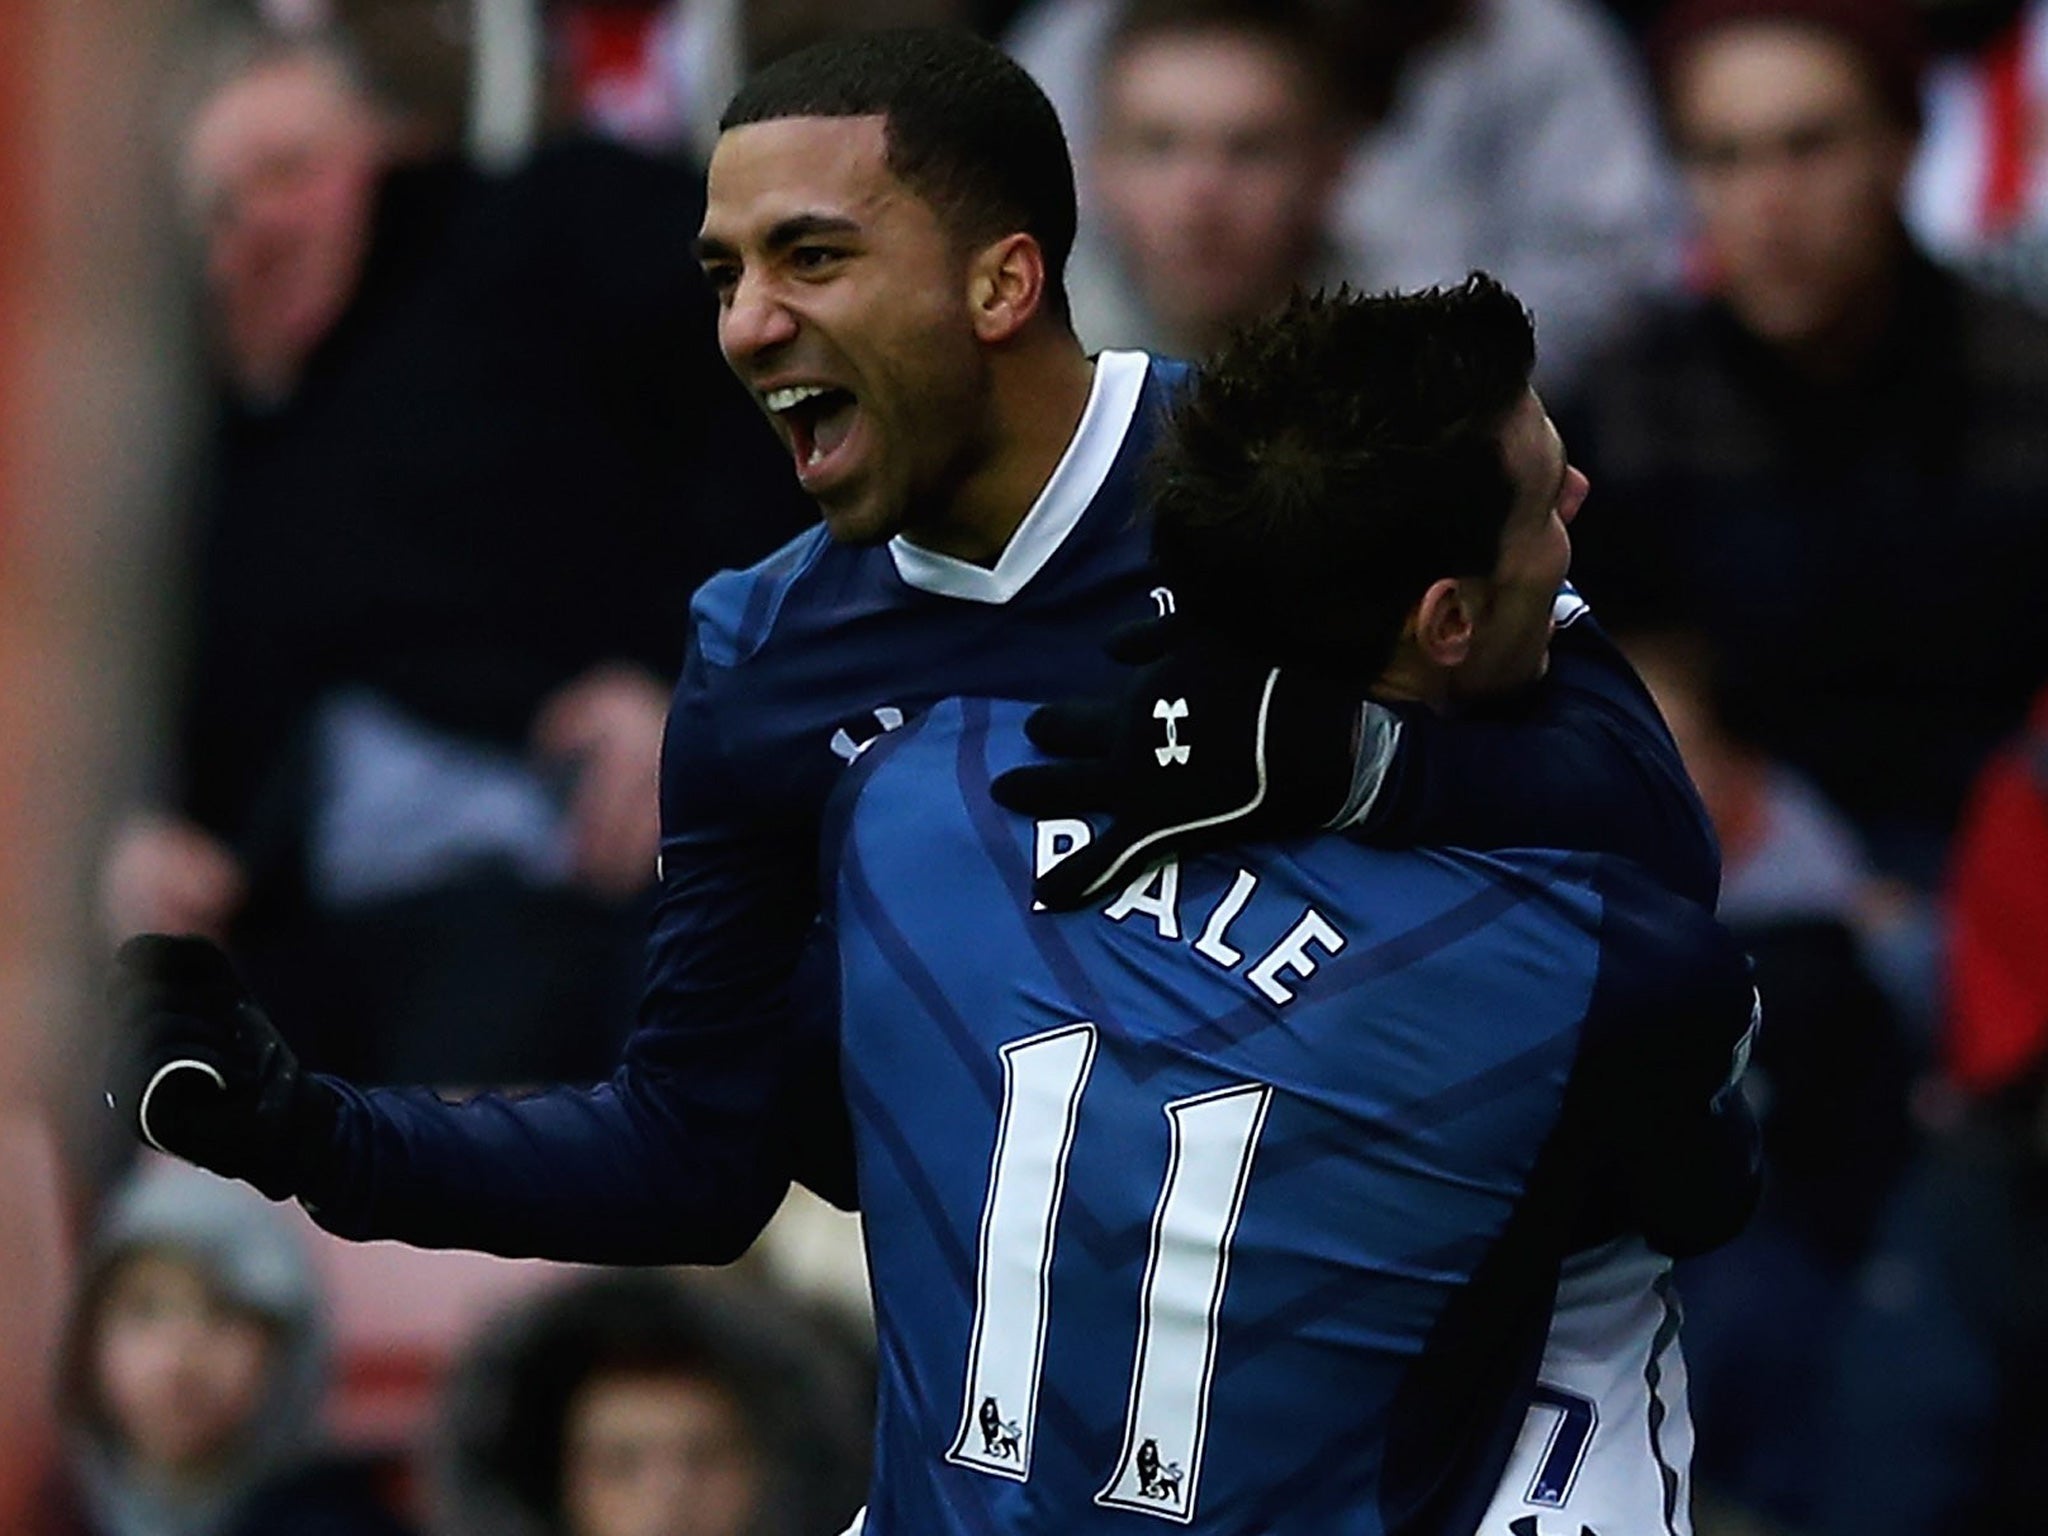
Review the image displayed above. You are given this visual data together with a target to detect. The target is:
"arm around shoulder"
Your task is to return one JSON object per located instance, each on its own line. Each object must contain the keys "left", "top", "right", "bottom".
{"left": 1575, "top": 865, "right": 1762, "bottom": 1258}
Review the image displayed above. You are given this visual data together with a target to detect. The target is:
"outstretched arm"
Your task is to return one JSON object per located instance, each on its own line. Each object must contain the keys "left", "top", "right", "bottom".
{"left": 109, "top": 646, "right": 851, "bottom": 1265}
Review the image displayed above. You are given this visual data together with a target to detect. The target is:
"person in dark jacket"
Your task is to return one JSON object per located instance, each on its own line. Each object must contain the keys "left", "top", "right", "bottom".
{"left": 1562, "top": 0, "right": 2048, "bottom": 891}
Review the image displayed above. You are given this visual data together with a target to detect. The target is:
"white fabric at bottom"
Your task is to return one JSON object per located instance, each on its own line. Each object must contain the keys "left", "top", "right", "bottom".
{"left": 1479, "top": 1237, "right": 1694, "bottom": 1536}
{"left": 846, "top": 1240, "right": 1692, "bottom": 1536}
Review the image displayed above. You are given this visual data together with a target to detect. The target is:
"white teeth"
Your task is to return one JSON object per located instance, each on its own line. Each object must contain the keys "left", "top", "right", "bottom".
{"left": 765, "top": 384, "right": 830, "bottom": 413}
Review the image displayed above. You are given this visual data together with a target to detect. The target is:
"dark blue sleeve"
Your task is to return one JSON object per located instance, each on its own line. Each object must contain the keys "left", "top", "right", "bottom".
{"left": 1361, "top": 598, "right": 1721, "bottom": 907}
{"left": 294, "top": 641, "right": 841, "bottom": 1262}
{"left": 1573, "top": 858, "right": 1762, "bottom": 1259}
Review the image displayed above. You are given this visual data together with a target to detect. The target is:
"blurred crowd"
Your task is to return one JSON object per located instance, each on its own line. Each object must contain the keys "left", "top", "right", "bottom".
{"left": 37, "top": 1155, "right": 870, "bottom": 1536}
{"left": 36, "top": 0, "right": 2048, "bottom": 1532}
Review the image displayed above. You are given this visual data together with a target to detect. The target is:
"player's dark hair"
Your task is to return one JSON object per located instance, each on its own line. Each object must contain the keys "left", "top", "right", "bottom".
{"left": 721, "top": 28, "right": 1076, "bottom": 324}
{"left": 1149, "top": 274, "right": 1538, "bottom": 681}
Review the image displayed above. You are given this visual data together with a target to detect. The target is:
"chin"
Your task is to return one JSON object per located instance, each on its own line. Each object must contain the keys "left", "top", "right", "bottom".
{"left": 817, "top": 498, "right": 903, "bottom": 547}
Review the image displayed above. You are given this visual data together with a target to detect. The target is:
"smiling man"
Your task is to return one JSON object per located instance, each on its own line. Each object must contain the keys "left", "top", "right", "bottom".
{"left": 695, "top": 46, "right": 1102, "bottom": 558}
{"left": 119, "top": 23, "right": 1195, "bottom": 1260}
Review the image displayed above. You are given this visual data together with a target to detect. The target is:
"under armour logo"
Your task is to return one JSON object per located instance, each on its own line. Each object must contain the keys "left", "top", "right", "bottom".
{"left": 1154, "top": 698, "right": 1190, "bottom": 766}
{"left": 831, "top": 706, "right": 907, "bottom": 763}
{"left": 1150, "top": 585, "right": 1176, "bottom": 618}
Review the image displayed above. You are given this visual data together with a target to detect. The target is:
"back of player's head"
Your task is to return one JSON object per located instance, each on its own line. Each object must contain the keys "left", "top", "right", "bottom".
{"left": 721, "top": 28, "right": 1077, "bottom": 323}
{"left": 1149, "top": 275, "right": 1537, "bottom": 681}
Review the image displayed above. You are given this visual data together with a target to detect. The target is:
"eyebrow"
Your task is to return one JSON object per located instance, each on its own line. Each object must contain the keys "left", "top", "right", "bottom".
{"left": 692, "top": 212, "right": 864, "bottom": 264}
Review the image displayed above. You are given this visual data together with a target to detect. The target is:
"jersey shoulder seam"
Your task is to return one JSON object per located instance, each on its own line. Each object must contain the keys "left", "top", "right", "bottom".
{"left": 690, "top": 524, "right": 834, "bottom": 671}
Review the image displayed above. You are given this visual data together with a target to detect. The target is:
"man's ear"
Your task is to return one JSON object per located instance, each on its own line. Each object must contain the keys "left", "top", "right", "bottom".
{"left": 1411, "top": 577, "right": 1479, "bottom": 668}
{"left": 967, "top": 232, "right": 1048, "bottom": 344}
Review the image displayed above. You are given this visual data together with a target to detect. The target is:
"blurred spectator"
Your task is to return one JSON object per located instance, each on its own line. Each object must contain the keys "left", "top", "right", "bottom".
{"left": 1627, "top": 634, "right": 1917, "bottom": 1529}
{"left": 1808, "top": 692, "right": 2048, "bottom": 1534}
{"left": 1943, "top": 685, "right": 2048, "bottom": 1096}
{"left": 1068, "top": 0, "right": 1348, "bottom": 358}
{"left": 1627, "top": 629, "right": 1934, "bottom": 1029}
{"left": 554, "top": 0, "right": 968, "bottom": 160}
{"left": 1006, "top": 0, "right": 1681, "bottom": 386}
{"left": 1903, "top": 0, "right": 2048, "bottom": 302}
{"left": 431, "top": 1271, "right": 869, "bottom": 1536}
{"left": 104, "top": 25, "right": 812, "bottom": 1085}
{"left": 205, "top": 0, "right": 475, "bottom": 151}
{"left": 42, "top": 1159, "right": 413, "bottom": 1536}
{"left": 1564, "top": 0, "right": 2048, "bottom": 890}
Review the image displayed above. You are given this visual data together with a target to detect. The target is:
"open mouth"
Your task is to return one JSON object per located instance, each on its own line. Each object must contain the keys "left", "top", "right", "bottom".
{"left": 764, "top": 383, "right": 861, "bottom": 485}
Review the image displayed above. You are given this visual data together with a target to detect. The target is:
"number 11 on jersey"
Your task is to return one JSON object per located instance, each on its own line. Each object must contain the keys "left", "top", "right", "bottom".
{"left": 947, "top": 1023, "right": 1272, "bottom": 1525}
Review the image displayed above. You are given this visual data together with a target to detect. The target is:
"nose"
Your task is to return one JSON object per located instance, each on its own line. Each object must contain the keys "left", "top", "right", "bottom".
{"left": 1167, "top": 149, "right": 1233, "bottom": 216}
{"left": 719, "top": 271, "right": 799, "bottom": 368}
{"left": 1559, "top": 466, "right": 1589, "bottom": 526}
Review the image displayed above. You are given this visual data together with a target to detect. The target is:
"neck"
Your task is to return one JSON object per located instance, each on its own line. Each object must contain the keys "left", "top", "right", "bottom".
{"left": 1368, "top": 654, "right": 1450, "bottom": 713}
{"left": 899, "top": 332, "right": 1096, "bottom": 566}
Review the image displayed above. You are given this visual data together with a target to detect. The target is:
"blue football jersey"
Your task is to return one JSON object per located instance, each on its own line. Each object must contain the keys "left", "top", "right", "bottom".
{"left": 302, "top": 351, "right": 1185, "bottom": 1254}
{"left": 293, "top": 346, "right": 1722, "bottom": 1293}
{"left": 825, "top": 697, "right": 1755, "bottom": 1536}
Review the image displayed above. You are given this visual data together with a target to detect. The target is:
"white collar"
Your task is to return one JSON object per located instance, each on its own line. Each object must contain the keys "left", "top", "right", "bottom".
{"left": 888, "top": 350, "right": 1152, "bottom": 604}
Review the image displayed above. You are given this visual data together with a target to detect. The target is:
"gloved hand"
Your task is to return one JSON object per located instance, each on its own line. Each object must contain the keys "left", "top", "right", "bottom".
{"left": 991, "top": 617, "right": 1402, "bottom": 909}
{"left": 107, "top": 934, "right": 336, "bottom": 1202}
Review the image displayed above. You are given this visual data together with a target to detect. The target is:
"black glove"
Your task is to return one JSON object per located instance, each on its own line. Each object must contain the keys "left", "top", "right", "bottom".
{"left": 108, "top": 934, "right": 336, "bottom": 1202}
{"left": 991, "top": 618, "right": 1401, "bottom": 909}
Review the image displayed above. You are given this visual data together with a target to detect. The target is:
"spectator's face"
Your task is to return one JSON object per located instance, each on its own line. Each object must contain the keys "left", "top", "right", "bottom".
{"left": 180, "top": 56, "right": 386, "bottom": 399}
{"left": 92, "top": 1251, "right": 274, "bottom": 1475}
{"left": 701, "top": 114, "right": 992, "bottom": 546}
{"left": 1672, "top": 24, "right": 1914, "bottom": 350}
{"left": 1094, "top": 30, "right": 1342, "bottom": 353}
{"left": 1450, "top": 391, "right": 1585, "bottom": 700}
{"left": 562, "top": 1371, "right": 762, "bottom": 1536}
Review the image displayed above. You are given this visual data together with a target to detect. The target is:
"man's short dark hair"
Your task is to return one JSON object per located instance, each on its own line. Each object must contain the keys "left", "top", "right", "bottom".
{"left": 721, "top": 28, "right": 1077, "bottom": 324}
{"left": 1150, "top": 275, "right": 1538, "bottom": 682}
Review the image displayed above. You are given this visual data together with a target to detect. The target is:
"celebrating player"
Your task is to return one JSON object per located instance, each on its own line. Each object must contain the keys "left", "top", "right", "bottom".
{"left": 825, "top": 280, "right": 1757, "bottom": 1533}
{"left": 108, "top": 24, "right": 1716, "bottom": 1262}
{"left": 109, "top": 29, "right": 1742, "bottom": 1532}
